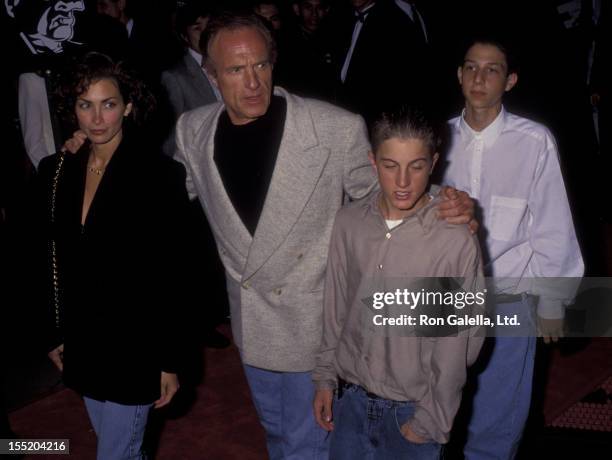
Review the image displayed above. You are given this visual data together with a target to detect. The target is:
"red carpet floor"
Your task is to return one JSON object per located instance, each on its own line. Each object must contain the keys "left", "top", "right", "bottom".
{"left": 544, "top": 338, "right": 612, "bottom": 430}
{"left": 9, "top": 326, "right": 267, "bottom": 459}
{"left": 9, "top": 330, "right": 612, "bottom": 459}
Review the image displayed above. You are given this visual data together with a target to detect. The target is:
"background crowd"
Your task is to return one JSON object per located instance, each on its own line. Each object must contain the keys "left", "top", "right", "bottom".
{"left": 2, "top": 0, "right": 610, "bottom": 262}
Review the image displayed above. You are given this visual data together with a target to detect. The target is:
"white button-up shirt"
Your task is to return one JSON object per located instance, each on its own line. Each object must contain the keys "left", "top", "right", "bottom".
{"left": 442, "top": 107, "right": 584, "bottom": 318}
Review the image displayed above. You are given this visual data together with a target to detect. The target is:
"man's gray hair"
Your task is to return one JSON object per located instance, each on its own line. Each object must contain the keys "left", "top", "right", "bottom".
{"left": 199, "top": 11, "right": 277, "bottom": 75}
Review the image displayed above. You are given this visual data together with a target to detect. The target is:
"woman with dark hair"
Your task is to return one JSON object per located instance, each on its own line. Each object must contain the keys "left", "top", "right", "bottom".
{"left": 36, "top": 52, "right": 190, "bottom": 459}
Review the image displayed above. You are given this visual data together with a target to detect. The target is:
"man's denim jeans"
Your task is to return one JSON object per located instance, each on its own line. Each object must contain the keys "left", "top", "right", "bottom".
{"left": 329, "top": 384, "right": 442, "bottom": 460}
{"left": 83, "top": 396, "right": 152, "bottom": 460}
{"left": 243, "top": 364, "right": 329, "bottom": 460}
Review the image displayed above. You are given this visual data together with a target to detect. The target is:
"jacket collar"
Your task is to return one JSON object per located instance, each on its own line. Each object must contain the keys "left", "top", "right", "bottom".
{"left": 188, "top": 87, "right": 330, "bottom": 281}
{"left": 243, "top": 87, "right": 329, "bottom": 280}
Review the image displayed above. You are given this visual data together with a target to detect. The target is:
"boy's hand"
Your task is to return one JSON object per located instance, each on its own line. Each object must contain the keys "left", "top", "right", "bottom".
{"left": 61, "top": 130, "right": 88, "bottom": 154}
{"left": 313, "top": 388, "right": 334, "bottom": 431}
{"left": 437, "top": 186, "right": 478, "bottom": 233}
{"left": 537, "top": 316, "right": 564, "bottom": 344}
{"left": 400, "top": 422, "right": 428, "bottom": 444}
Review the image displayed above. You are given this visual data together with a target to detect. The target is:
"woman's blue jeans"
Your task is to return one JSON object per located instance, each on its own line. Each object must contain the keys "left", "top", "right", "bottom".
{"left": 83, "top": 396, "right": 152, "bottom": 460}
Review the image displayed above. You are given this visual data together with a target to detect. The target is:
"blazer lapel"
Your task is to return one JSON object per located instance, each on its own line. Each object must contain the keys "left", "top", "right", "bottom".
{"left": 81, "top": 139, "right": 131, "bottom": 230}
{"left": 55, "top": 149, "right": 88, "bottom": 233}
{"left": 243, "top": 88, "right": 329, "bottom": 279}
{"left": 188, "top": 106, "right": 253, "bottom": 260}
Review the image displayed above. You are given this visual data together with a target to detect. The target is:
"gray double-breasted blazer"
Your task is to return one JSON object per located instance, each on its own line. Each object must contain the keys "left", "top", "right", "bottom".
{"left": 174, "top": 87, "right": 376, "bottom": 371}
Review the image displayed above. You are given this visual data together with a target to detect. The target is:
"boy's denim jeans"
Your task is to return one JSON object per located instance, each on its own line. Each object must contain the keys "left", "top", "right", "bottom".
{"left": 329, "top": 383, "right": 442, "bottom": 460}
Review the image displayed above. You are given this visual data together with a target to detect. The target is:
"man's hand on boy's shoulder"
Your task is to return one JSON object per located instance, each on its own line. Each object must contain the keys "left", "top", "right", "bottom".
{"left": 437, "top": 186, "right": 478, "bottom": 234}
{"left": 313, "top": 388, "right": 335, "bottom": 431}
{"left": 400, "top": 422, "right": 429, "bottom": 444}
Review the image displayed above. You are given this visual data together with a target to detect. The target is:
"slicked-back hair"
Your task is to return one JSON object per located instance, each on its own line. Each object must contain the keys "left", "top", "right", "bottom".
{"left": 370, "top": 106, "right": 441, "bottom": 156}
{"left": 199, "top": 10, "right": 277, "bottom": 75}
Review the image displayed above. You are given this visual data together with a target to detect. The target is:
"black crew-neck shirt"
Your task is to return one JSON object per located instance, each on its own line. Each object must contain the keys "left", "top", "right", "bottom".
{"left": 213, "top": 96, "right": 287, "bottom": 235}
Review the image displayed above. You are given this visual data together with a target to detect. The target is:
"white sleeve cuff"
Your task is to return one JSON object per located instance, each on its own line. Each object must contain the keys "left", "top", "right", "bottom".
{"left": 537, "top": 298, "right": 565, "bottom": 319}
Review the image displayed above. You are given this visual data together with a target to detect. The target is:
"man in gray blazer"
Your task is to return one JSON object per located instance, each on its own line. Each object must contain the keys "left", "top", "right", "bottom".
{"left": 174, "top": 11, "right": 473, "bottom": 459}
{"left": 161, "top": 3, "right": 219, "bottom": 157}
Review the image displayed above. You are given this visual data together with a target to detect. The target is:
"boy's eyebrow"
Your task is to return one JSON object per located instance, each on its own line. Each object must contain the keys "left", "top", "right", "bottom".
{"left": 464, "top": 59, "right": 506, "bottom": 68}
{"left": 379, "top": 156, "right": 429, "bottom": 164}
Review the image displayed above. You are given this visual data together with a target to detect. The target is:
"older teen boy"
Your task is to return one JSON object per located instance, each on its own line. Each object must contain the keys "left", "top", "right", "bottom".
{"left": 443, "top": 37, "right": 584, "bottom": 459}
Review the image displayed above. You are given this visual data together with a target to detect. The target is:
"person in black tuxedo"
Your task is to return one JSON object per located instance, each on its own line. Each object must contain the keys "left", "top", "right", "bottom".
{"left": 95, "top": 0, "right": 180, "bottom": 84}
{"left": 330, "top": 0, "right": 432, "bottom": 125}
{"left": 591, "top": 1, "right": 610, "bottom": 153}
{"left": 274, "top": 0, "right": 336, "bottom": 101}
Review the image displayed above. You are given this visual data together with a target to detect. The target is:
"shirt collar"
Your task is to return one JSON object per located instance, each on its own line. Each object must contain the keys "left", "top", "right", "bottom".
{"left": 394, "top": 0, "right": 415, "bottom": 19}
{"left": 355, "top": 2, "right": 376, "bottom": 20}
{"left": 188, "top": 47, "right": 203, "bottom": 66}
{"left": 366, "top": 190, "right": 440, "bottom": 233}
{"left": 459, "top": 105, "right": 506, "bottom": 148}
{"left": 126, "top": 18, "right": 134, "bottom": 37}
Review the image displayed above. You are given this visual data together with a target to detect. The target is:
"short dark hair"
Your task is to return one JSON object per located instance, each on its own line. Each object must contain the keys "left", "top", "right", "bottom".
{"left": 199, "top": 11, "right": 277, "bottom": 74}
{"left": 462, "top": 34, "right": 519, "bottom": 75}
{"left": 56, "top": 52, "right": 155, "bottom": 129}
{"left": 370, "top": 106, "right": 441, "bottom": 155}
{"left": 175, "top": 3, "right": 212, "bottom": 38}
{"left": 296, "top": 0, "right": 330, "bottom": 6}
{"left": 253, "top": 0, "right": 281, "bottom": 7}
{"left": 98, "top": 0, "right": 133, "bottom": 18}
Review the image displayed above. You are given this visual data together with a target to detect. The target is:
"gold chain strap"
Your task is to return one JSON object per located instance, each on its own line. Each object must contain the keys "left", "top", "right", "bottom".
{"left": 50, "top": 153, "right": 66, "bottom": 329}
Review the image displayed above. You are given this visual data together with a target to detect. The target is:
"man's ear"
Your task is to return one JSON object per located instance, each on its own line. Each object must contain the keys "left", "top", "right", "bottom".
{"left": 505, "top": 72, "right": 518, "bottom": 92}
{"left": 430, "top": 153, "right": 439, "bottom": 174}
{"left": 209, "top": 72, "right": 219, "bottom": 88}
{"left": 293, "top": 3, "right": 300, "bottom": 16}
{"left": 124, "top": 102, "right": 133, "bottom": 117}
{"left": 203, "top": 62, "right": 219, "bottom": 88}
{"left": 457, "top": 66, "right": 463, "bottom": 85}
{"left": 368, "top": 151, "right": 377, "bottom": 170}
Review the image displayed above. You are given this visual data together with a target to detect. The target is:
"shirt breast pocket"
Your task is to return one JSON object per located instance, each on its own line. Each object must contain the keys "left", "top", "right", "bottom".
{"left": 488, "top": 195, "right": 528, "bottom": 242}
